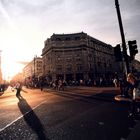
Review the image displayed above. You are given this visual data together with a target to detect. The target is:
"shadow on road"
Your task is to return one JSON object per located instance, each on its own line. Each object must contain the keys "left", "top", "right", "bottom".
{"left": 18, "top": 96, "right": 48, "bottom": 140}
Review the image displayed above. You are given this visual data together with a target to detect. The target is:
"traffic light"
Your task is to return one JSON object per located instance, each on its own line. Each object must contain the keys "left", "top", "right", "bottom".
{"left": 114, "top": 44, "right": 122, "bottom": 61}
{"left": 128, "top": 40, "right": 138, "bottom": 60}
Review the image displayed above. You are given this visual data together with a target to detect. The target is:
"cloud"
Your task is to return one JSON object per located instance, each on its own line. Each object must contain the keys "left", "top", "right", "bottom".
{"left": 0, "top": 0, "right": 65, "bottom": 17}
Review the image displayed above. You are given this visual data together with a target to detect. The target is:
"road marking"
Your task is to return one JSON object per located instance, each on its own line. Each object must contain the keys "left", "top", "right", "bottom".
{"left": 0, "top": 100, "right": 47, "bottom": 132}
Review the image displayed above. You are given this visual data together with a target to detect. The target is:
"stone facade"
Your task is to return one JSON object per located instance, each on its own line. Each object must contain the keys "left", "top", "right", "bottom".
{"left": 42, "top": 32, "right": 116, "bottom": 82}
{"left": 23, "top": 57, "right": 43, "bottom": 79}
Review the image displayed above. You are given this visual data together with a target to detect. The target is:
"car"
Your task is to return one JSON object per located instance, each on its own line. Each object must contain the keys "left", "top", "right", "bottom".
{"left": 0, "top": 84, "right": 8, "bottom": 96}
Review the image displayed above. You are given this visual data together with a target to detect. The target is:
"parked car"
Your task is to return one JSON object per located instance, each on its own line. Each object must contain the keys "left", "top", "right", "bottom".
{"left": 0, "top": 84, "right": 8, "bottom": 95}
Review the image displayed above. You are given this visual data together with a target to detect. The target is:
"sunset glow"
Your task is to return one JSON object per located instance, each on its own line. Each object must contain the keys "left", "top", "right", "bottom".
{"left": 0, "top": 27, "right": 42, "bottom": 80}
{"left": 1, "top": 60, "right": 23, "bottom": 81}
{"left": 0, "top": 29, "right": 28, "bottom": 80}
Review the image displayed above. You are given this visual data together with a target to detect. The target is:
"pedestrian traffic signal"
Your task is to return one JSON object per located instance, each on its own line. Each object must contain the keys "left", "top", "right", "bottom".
{"left": 114, "top": 44, "right": 122, "bottom": 61}
{"left": 128, "top": 40, "right": 138, "bottom": 60}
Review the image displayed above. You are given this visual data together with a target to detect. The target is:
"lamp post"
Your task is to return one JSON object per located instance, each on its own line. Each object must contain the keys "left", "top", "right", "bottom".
{"left": 34, "top": 56, "right": 35, "bottom": 78}
{"left": 33, "top": 55, "right": 37, "bottom": 88}
{"left": 115, "top": 0, "right": 129, "bottom": 75}
{"left": 33, "top": 55, "right": 37, "bottom": 77}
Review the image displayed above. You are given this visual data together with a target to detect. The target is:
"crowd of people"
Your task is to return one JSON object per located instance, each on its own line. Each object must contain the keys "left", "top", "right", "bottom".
{"left": 24, "top": 76, "right": 118, "bottom": 90}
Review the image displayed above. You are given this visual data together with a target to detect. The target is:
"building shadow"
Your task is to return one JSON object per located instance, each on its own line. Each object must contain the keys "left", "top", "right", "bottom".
{"left": 17, "top": 96, "right": 48, "bottom": 140}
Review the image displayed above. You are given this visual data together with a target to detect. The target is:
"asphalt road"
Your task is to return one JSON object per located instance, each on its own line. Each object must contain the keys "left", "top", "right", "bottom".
{"left": 0, "top": 86, "right": 139, "bottom": 140}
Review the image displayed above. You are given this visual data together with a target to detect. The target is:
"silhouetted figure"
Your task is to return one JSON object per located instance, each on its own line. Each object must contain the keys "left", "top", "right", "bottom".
{"left": 119, "top": 75, "right": 128, "bottom": 97}
{"left": 15, "top": 82, "right": 22, "bottom": 99}
{"left": 40, "top": 79, "right": 44, "bottom": 91}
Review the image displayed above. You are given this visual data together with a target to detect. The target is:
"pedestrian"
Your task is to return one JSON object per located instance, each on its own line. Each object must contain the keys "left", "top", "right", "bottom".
{"left": 113, "top": 78, "right": 118, "bottom": 87}
{"left": 40, "top": 79, "right": 44, "bottom": 91}
{"left": 127, "top": 73, "right": 140, "bottom": 118}
{"left": 119, "top": 75, "right": 128, "bottom": 97}
{"left": 15, "top": 82, "right": 22, "bottom": 99}
{"left": 58, "top": 79, "right": 65, "bottom": 91}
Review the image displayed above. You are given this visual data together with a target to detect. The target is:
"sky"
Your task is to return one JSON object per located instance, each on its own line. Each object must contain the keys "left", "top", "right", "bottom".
{"left": 0, "top": 0, "right": 140, "bottom": 80}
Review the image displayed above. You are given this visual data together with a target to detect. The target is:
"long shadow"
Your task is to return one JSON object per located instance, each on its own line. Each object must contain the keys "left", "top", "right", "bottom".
{"left": 17, "top": 96, "right": 48, "bottom": 140}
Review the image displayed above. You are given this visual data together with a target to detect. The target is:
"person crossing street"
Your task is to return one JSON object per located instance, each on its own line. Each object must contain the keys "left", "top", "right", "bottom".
{"left": 15, "top": 82, "right": 22, "bottom": 99}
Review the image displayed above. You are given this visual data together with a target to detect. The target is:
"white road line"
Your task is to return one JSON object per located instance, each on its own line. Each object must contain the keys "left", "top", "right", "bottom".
{"left": 0, "top": 100, "right": 47, "bottom": 132}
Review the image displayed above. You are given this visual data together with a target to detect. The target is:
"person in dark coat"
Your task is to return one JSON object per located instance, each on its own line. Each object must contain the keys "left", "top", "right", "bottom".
{"left": 127, "top": 73, "right": 140, "bottom": 118}
{"left": 15, "top": 82, "right": 22, "bottom": 99}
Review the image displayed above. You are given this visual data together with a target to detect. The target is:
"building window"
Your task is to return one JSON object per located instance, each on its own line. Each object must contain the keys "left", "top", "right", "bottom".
{"left": 56, "top": 56, "right": 63, "bottom": 62}
{"left": 66, "top": 65, "right": 72, "bottom": 72}
{"left": 56, "top": 38, "right": 61, "bottom": 41}
{"left": 75, "top": 37, "right": 80, "bottom": 40}
{"left": 56, "top": 65, "right": 62, "bottom": 72}
{"left": 77, "top": 64, "right": 82, "bottom": 71}
{"left": 66, "top": 57, "right": 72, "bottom": 62}
{"left": 76, "top": 57, "right": 81, "bottom": 61}
{"left": 88, "top": 54, "right": 92, "bottom": 61}
{"left": 65, "top": 37, "right": 71, "bottom": 41}
{"left": 98, "top": 62, "right": 101, "bottom": 67}
{"left": 89, "top": 63, "right": 93, "bottom": 70}
{"left": 109, "top": 64, "right": 112, "bottom": 68}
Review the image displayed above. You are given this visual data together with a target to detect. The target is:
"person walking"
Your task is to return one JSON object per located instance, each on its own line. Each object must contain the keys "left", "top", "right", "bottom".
{"left": 127, "top": 73, "right": 140, "bottom": 118}
{"left": 40, "top": 79, "right": 44, "bottom": 91}
{"left": 15, "top": 82, "right": 22, "bottom": 99}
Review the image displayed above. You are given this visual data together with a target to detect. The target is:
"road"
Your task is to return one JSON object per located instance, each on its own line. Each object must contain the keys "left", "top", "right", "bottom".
{"left": 0, "top": 86, "right": 139, "bottom": 140}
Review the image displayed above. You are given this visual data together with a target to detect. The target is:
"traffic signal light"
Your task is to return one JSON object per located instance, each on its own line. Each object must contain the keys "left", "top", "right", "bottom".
{"left": 128, "top": 40, "right": 138, "bottom": 60}
{"left": 114, "top": 44, "right": 122, "bottom": 61}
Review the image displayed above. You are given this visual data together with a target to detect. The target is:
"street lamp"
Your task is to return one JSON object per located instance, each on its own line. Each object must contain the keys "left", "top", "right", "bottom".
{"left": 115, "top": 0, "right": 130, "bottom": 75}
{"left": 32, "top": 55, "right": 37, "bottom": 88}
{"left": 34, "top": 55, "right": 37, "bottom": 78}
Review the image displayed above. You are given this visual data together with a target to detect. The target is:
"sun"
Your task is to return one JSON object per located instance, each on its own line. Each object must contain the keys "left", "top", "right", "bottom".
{"left": 1, "top": 57, "right": 24, "bottom": 81}
{"left": 0, "top": 29, "right": 29, "bottom": 81}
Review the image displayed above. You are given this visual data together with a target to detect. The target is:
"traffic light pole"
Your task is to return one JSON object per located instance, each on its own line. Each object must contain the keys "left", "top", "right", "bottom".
{"left": 115, "top": 0, "right": 130, "bottom": 75}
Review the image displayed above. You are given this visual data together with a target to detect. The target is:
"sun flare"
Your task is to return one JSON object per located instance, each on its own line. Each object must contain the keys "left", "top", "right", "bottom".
{"left": 1, "top": 59, "right": 24, "bottom": 81}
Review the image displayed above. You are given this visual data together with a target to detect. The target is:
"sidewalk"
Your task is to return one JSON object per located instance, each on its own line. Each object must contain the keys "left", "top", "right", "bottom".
{"left": 44, "top": 86, "right": 121, "bottom": 102}
{"left": 45, "top": 86, "right": 120, "bottom": 94}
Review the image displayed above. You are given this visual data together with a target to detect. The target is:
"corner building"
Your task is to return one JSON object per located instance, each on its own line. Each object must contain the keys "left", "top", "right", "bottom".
{"left": 42, "top": 32, "right": 115, "bottom": 83}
